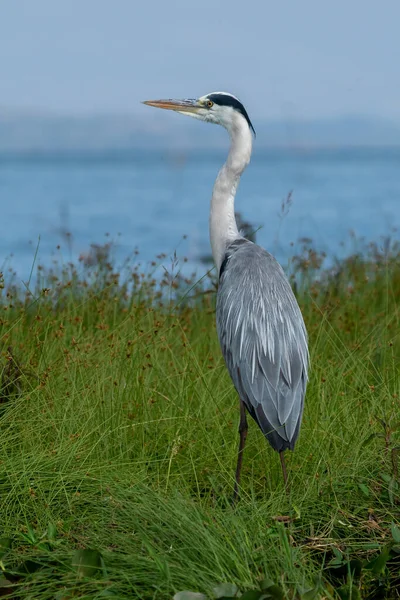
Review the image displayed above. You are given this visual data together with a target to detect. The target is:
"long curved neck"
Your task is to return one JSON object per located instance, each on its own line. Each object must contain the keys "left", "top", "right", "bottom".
{"left": 209, "top": 116, "right": 253, "bottom": 272}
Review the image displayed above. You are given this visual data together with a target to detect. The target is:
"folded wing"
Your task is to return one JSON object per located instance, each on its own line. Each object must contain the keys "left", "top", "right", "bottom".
{"left": 216, "top": 239, "right": 308, "bottom": 451}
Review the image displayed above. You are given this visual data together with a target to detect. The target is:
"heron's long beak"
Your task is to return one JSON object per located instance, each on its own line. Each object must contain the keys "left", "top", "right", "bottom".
{"left": 142, "top": 98, "right": 201, "bottom": 113}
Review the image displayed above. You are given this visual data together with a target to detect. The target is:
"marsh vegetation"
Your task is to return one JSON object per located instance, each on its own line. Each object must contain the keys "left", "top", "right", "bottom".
{"left": 1, "top": 235, "right": 400, "bottom": 599}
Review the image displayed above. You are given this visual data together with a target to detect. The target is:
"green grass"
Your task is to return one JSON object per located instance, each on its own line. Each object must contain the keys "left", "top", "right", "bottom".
{"left": 1, "top": 240, "right": 400, "bottom": 599}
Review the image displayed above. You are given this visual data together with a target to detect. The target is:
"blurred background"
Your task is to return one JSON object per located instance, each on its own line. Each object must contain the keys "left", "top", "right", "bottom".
{"left": 1, "top": 0, "right": 400, "bottom": 280}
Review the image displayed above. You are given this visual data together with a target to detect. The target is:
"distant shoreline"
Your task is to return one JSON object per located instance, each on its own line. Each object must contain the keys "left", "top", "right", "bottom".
{"left": 1, "top": 146, "right": 400, "bottom": 162}
{"left": 1, "top": 112, "right": 400, "bottom": 152}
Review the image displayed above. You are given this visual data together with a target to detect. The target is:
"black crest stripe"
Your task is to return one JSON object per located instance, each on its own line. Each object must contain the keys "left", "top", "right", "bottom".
{"left": 207, "top": 93, "right": 256, "bottom": 136}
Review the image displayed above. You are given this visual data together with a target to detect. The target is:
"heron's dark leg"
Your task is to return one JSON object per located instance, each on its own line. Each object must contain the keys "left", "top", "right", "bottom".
{"left": 279, "top": 451, "right": 289, "bottom": 491}
{"left": 233, "top": 399, "right": 248, "bottom": 503}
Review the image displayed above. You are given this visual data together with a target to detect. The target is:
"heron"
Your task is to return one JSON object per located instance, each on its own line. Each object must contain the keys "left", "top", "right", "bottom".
{"left": 143, "top": 92, "right": 309, "bottom": 498}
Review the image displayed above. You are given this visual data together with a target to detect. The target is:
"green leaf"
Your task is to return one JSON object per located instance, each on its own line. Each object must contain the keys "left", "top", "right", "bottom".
{"left": 26, "top": 525, "right": 37, "bottom": 544}
{"left": 173, "top": 593, "right": 207, "bottom": 600}
{"left": 329, "top": 549, "right": 345, "bottom": 567}
{"left": 292, "top": 504, "right": 301, "bottom": 519}
{"left": 263, "top": 586, "right": 284, "bottom": 600}
{"left": 336, "top": 584, "right": 361, "bottom": 600}
{"left": 37, "top": 540, "right": 51, "bottom": 552}
{"left": 301, "top": 573, "right": 322, "bottom": 599}
{"left": 332, "top": 547, "right": 343, "bottom": 560}
{"left": 364, "top": 545, "right": 391, "bottom": 575}
{"left": 72, "top": 549, "right": 102, "bottom": 579}
{"left": 329, "top": 558, "right": 343, "bottom": 567}
{"left": 0, "top": 539, "right": 11, "bottom": 560}
{"left": 301, "top": 587, "right": 319, "bottom": 600}
{"left": 259, "top": 579, "right": 274, "bottom": 590}
{"left": 358, "top": 483, "right": 370, "bottom": 497}
{"left": 380, "top": 472, "right": 392, "bottom": 484}
{"left": 391, "top": 522, "right": 400, "bottom": 543}
{"left": 213, "top": 583, "right": 239, "bottom": 598}
{"left": 259, "top": 581, "right": 284, "bottom": 600}
{"left": 47, "top": 523, "right": 57, "bottom": 541}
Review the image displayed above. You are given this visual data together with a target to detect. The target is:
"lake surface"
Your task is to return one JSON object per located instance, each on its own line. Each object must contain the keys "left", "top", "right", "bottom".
{"left": 1, "top": 148, "right": 399, "bottom": 281}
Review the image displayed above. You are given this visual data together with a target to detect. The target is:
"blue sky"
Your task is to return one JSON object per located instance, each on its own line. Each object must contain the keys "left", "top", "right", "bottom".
{"left": 1, "top": 0, "right": 399, "bottom": 119}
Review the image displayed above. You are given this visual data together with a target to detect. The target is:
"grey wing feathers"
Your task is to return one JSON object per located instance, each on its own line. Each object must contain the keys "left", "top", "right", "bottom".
{"left": 217, "top": 238, "right": 308, "bottom": 452}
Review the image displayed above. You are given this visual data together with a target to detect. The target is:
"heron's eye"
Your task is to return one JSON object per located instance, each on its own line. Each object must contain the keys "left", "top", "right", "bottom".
{"left": 206, "top": 100, "right": 214, "bottom": 108}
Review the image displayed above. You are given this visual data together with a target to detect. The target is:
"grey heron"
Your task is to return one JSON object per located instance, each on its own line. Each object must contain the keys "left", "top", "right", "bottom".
{"left": 143, "top": 92, "right": 309, "bottom": 497}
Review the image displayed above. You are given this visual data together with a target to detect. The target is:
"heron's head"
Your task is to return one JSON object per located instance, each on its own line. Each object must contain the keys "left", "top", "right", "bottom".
{"left": 143, "top": 92, "right": 255, "bottom": 137}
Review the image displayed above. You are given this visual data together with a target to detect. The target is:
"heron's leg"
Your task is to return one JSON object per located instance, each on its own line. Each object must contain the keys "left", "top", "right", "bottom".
{"left": 279, "top": 451, "right": 289, "bottom": 491}
{"left": 233, "top": 399, "right": 248, "bottom": 503}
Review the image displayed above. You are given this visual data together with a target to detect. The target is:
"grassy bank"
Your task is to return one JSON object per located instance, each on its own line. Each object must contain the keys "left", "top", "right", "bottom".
{"left": 1, "top": 239, "right": 400, "bottom": 599}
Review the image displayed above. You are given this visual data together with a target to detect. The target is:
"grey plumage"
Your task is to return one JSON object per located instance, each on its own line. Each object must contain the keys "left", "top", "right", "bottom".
{"left": 217, "top": 238, "right": 308, "bottom": 452}
{"left": 143, "top": 90, "right": 309, "bottom": 492}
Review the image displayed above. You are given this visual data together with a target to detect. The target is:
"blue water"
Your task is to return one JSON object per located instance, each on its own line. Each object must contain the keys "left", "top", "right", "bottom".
{"left": 1, "top": 148, "right": 399, "bottom": 281}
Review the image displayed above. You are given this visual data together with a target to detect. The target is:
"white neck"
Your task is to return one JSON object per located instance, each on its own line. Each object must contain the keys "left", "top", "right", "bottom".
{"left": 209, "top": 113, "right": 253, "bottom": 272}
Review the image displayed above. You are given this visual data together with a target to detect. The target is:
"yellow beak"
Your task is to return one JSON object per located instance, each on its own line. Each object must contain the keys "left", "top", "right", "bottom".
{"left": 142, "top": 98, "right": 201, "bottom": 113}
